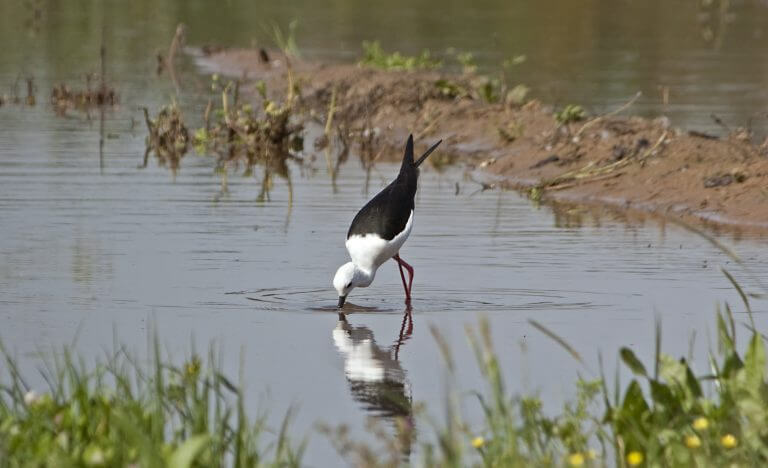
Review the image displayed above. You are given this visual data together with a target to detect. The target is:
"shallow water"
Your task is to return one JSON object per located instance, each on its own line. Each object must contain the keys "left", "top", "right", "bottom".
{"left": 1, "top": 1, "right": 768, "bottom": 464}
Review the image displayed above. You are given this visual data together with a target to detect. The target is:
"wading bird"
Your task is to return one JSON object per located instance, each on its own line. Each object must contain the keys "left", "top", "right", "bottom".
{"left": 334, "top": 135, "right": 441, "bottom": 308}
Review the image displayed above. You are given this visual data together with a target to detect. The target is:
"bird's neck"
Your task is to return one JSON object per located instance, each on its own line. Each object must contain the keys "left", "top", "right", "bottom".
{"left": 354, "top": 265, "right": 376, "bottom": 287}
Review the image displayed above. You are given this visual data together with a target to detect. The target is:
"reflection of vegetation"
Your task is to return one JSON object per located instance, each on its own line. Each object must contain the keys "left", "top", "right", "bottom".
{"left": 0, "top": 341, "right": 304, "bottom": 467}
{"left": 51, "top": 77, "right": 118, "bottom": 115}
{"left": 49, "top": 44, "right": 118, "bottom": 117}
{"left": 140, "top": 103, "right": 190, "bottom": 174}
{"left": 359, "top": 41, "right": 442, "bottom": 71}
{"left": 22, "top": 0, "right": 43, "bottom": 36}
{"left": 0, "top": 75, "right": 37, "bottom": 107}
{"left": 698, "top": 0, "right": 733, "bottom": 50}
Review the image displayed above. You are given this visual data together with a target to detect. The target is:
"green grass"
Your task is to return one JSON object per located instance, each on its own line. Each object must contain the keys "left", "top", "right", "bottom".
{"left": 3, "top": 272, "right": 766, "bottom": 467}
{"left": 0, "top": 341, "right": 304, "bottom": 467}
{"left": 359, "top": 41, "right": 442, "bottom": 71}
{"left": 555, "top": 104, "right": 587, "bottom": 125}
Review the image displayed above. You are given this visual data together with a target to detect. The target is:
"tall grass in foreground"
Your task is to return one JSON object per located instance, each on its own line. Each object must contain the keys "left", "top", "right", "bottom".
{"left": 2, "top": 277, "right": 766, "bottom": 467}
{"left": 0, "top": 341, "right": 304, "bottom": 467}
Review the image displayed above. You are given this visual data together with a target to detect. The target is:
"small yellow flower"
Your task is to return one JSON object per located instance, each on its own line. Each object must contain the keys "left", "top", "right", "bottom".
{"left": 567, "top": 453, "right": 585, "bottom": 466}
{"left": 685, "top": 435, "right": 702, "bottom": 449}
{"left": 586, "top": 449, "right": 597, "bottom": 459}
{"left": 692, "top": 417, "right": 709, "bottom": 431}
{"left": 471, "top": 436, "right": 485, "bottom": 449}
{"left": 721, "top": 434, "right": 737, "bottom": 449}
{"left": 627, "top": 451, "right": 644, "bottom": 466}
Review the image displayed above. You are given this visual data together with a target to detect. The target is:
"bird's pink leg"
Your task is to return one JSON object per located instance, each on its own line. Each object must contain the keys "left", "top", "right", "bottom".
{"left": 394, "top": 254, "right": 410, "bottom": 300}
{"left": 393, "top": 305, "right": 413, "bottom": 360}
{"left": 393, "top": 254, "right": 415, "bottom": 302}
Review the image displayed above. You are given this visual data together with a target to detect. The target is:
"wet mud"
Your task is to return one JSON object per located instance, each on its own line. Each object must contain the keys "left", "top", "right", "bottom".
{"left": 195, "top": 47, "right": 768, "bottom": 232}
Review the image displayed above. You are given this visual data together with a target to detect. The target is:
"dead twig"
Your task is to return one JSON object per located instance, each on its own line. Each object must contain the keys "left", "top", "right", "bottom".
{"left": 575, "top": 91, "right": 642, "bottom": 138}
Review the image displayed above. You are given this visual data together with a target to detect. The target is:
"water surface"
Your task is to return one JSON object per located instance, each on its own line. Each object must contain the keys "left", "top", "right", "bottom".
{"left": 1, "top": 1, "right": 768, "bottom": 464}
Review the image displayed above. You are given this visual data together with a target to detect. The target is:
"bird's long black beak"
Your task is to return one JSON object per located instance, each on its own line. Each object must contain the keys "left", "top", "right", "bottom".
{"left": 337, "top": 295, "right": 347, "bottom": 308}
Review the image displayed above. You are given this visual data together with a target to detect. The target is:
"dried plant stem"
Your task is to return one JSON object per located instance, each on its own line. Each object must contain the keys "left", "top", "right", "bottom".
{"left": 575, "top": 91, "right": 642, "bottom": 138}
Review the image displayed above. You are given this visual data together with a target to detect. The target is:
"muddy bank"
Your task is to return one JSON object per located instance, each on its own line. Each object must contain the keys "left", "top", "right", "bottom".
{"left": 192, "top": 48, "right": 768, "bottom": 231}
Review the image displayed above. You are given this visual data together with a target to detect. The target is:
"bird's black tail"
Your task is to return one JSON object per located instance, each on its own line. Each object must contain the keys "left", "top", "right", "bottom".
{"left": 399, "top": 134, "right": 442, "bottom": 174}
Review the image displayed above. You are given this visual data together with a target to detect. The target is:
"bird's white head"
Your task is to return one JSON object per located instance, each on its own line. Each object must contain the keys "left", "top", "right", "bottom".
{"left": 333, "top": 262, "right": 373, "bottom": 308}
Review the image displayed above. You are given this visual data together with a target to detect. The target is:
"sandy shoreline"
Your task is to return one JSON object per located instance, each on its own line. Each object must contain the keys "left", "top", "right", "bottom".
{"left": 191, "top": 48, "right": 768, "bottom": 233}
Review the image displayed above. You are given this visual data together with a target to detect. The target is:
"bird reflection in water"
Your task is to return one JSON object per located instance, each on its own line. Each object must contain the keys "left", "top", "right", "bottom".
{"left": 332, "top": 307, "right": 415, "bottom": 456}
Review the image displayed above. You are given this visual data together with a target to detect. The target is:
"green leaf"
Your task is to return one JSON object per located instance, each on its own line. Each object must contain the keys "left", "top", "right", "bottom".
{"left": 743, "top": 332, "right": 765, "bottom": 391}
{"left": 621, "top": 380, "right": 649, "bottom": 420}
{"left": 721, "top": 352, "right": 744, "bottom": 379}
{"left": 683, "top": 360, "right": 703, "bottom": 398}
{"left": 620, "top": 348, "right": 648, "bottom": 377}
{"left": 649, "top": 380, "right": 679, "bottom": 413}
{"left": 717, "top": 309, "right": 735, "bottom": 354}
{"left": 659, "top": 354, "right": 687, "bottom": 387}
{"left": 168, "top": 435, "right": 209, "bottom": 468}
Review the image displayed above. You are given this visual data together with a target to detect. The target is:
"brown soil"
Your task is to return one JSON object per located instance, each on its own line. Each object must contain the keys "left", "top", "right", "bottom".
{"left": 192, "top": 48, "right": 768, "bottom": 232}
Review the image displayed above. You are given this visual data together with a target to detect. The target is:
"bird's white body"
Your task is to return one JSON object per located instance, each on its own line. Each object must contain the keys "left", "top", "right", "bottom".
{"left": 333, "top": 211, "right": 413, "bottom": 299}
{"left": 345, "top": 211, "right": 413, "bottom": 274}
{"left": 334, "top": 134, "right": 440, "bottom": 306}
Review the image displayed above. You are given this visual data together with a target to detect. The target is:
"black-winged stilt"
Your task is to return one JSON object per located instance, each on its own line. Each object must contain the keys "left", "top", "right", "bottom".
{"left": 334, "top": 134, "right": 442, "bottom": 308}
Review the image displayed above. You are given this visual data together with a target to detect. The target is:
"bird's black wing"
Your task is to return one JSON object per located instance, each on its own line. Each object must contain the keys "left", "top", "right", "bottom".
{"left": 347, "top": 176, "right": 417, "bottom": 241}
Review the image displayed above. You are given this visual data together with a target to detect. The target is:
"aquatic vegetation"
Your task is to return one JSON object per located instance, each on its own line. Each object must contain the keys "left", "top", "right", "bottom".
{"left": 141, "top": 103, "right": 190, "bottom": 172}
{"left": 193, "top": 77, "right": 304, "bottom": 173}
{"left": 50, "top": 79, "right": 118, "bottom": 114}
{"left": 555, "top": 104, "right": 587, "bottom": 125}
{"left": 359, "top": 41, "right": 442, "bottom": 71}
{"left": 50, "top": 44, "right": 118, "bottom": 115}
{"left": 1, "top": 76, "right": 37, "bottom": 107}
{"left": 0, "top": 341, "right": 304, "bottom": 467}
